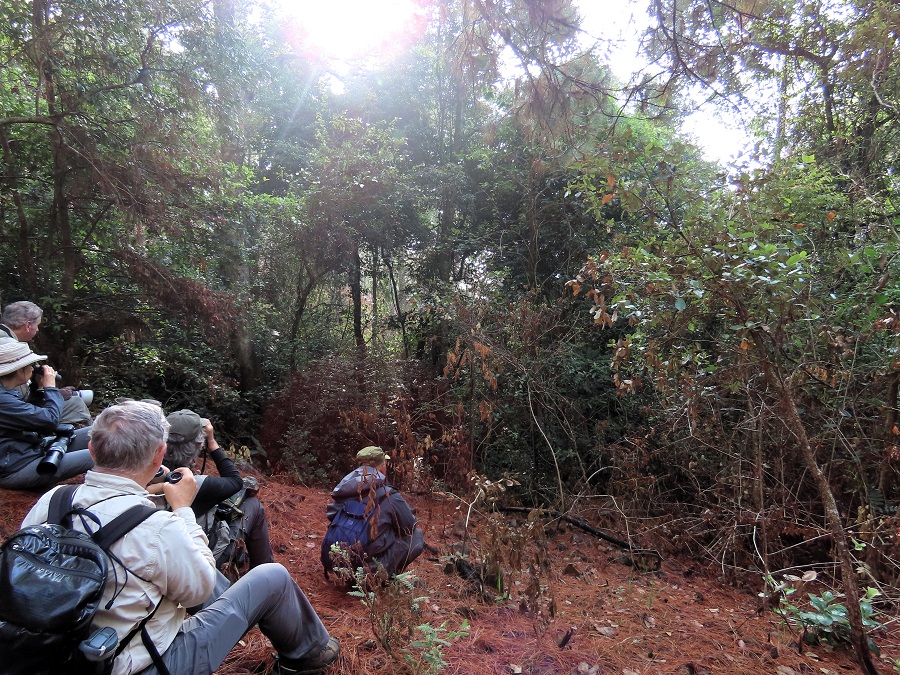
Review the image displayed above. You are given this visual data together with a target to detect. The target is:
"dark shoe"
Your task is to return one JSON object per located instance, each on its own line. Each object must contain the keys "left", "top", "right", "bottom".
{"left": 275, "top": 637, "right": 340, "bottom": 674}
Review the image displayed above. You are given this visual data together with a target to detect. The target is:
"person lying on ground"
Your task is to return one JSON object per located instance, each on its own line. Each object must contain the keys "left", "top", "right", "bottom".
{"left": 21, "top": 400, "right": 340, "bottom": 675}
{"left": 0, "top": 341, "right": 92, "bottom": 490}
{"left": 325, "top": 445, "right": 425, "bottom": 576}
{"left": 147, "top": 408, "right": 274, "bottom": 569}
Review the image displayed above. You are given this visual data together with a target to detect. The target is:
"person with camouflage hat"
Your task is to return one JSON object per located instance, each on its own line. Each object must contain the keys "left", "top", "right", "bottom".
{"left": 324, "top": 445, "right": 425, "bottom": 575}
{"left": 149, "top": 409, "right": 274, "bottom": 569}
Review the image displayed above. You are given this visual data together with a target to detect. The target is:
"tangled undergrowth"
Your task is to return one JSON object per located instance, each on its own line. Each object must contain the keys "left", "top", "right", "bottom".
{"left": 2, "top": 477, "right": 900, "bottom": 675}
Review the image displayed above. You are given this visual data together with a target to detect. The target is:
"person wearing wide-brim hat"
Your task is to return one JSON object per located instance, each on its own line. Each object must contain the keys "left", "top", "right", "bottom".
{"left": 0, "top": 300, "right": 94, "bottom": 427}
{"left": 323, "top": 445, "right": 425, "bottom": 576}
{"left": 0, "top": 341, "right": 93, "bottom": 490}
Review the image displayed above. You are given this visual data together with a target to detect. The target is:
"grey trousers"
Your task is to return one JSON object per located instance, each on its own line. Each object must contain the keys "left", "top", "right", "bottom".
{"left": 60, "top": 396, "right": 92, "bottom": 426}
{"left": 136, "top": 563, "right": 331, "bottom": 675}
{"left": 0, "top": 427, "right": 93, "bottom": 490}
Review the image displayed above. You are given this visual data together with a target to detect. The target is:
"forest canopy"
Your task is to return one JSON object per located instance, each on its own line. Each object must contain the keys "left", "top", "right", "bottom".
{"left": 2, "top": 0, "right": 900, "bottom": 666}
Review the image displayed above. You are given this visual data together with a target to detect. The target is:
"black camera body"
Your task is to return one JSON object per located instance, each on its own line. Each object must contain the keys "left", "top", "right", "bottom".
{"left": 36, "top": 424, "right": 76, "bottom": 475}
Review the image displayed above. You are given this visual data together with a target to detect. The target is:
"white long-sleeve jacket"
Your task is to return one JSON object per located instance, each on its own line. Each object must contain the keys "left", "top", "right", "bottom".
{"left": 22, "top": 470, "right": 217, "bottom": 675}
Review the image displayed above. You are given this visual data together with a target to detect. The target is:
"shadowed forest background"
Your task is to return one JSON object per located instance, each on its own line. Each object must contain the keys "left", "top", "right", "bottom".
{"left": 2, "top": 0, "right": 900, "bottom": 670}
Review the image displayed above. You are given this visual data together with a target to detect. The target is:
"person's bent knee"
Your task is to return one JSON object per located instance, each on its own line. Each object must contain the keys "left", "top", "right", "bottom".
{"left": 241, "top": 562, "right": 293, "bottom": 589}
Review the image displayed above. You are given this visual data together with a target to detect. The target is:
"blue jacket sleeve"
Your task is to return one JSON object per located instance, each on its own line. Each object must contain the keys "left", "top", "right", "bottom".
{"left": 0, "top": 387, "right": 62, "bottom": 434}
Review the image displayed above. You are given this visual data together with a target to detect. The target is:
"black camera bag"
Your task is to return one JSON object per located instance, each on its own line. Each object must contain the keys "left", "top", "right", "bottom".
{"left": 0, "top": 485, "right": 158, "bottom": 675}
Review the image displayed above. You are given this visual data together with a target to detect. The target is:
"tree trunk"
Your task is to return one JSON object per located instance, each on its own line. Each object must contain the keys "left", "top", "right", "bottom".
{"left": 211, "top": 0, "right": 259, "bottom": 391}
{"left": 50, "top": 125, "right": 76, "bottom": 302}
{"left": 877, "top": 372, "right": 899, "bottom": 494}
{"left": 350, "top": 245, "right": 365, "bottom": 352}
{"left": 756, "top": 344, "right": 877, "bottom": 675}
{"left": 370, "top": 246, "right": 379, "bottom": 345}
{"left": 289, "top": 271, "right": 318, "bottom": 372}
{"left": 386, "top": 256, "right": 409, "bottom": 358}
{"left": 0, "top": 127, "right": 38, "bottom": 296}
{"left": 821, "top": 68, "right": 835, "bottom": 141}
{"left": 36, "top": 0, "right": 76, "bottom": 303}
{"left": 750, "top": 395, "right": 770, "bottom": 579}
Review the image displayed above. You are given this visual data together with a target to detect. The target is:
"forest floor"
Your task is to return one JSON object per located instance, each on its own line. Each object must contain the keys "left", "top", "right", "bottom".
{"left": 2, "top": 476, "right": 900, "bottom": 675}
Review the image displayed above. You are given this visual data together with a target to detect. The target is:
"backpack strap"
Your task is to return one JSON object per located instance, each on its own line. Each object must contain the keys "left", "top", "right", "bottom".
{"left": 47, "top": 484, "right": 80, "bottom": 525}
{"left": 113, "top": 601, "right": 171, "bottom": 675}
{"left": 49, "top": 486, "right": 167, "bottom": 675}
{"left": 48, "top": 485, "right": 158, "bottom": 545}
{"left": 140, "top": 617, "right": 170, "bottom": 675}
{"left": 93, "top": 505, "right": 157, "bottom": 549}
{"left": 92, "top": 505, "right": 165, "bottom": 672}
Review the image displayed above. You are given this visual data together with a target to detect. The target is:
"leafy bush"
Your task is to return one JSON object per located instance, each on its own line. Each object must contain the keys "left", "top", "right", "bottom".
{"left": 762, "top": 572, "right": 882, "bottom": 654}
{"left": 261, "top": 355, "right": 471, "bottom": 488}
{"left": 329, "top": 548, "right": 467, "bottom": 674}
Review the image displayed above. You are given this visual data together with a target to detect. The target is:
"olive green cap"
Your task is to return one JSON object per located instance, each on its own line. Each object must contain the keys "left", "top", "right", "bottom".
{"left": 166, "top": 409, "right": 204, "bottom": 442}
{"left": 356, "top": 445, "right": 390, "bottom": 463}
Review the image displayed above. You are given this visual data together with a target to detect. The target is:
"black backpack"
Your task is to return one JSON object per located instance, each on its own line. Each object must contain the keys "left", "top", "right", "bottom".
{"left": 320, "top": 487, "right": 391, "bottom": 578}
{"left": 0, "top": 485, "right": 164, "bottom": 675}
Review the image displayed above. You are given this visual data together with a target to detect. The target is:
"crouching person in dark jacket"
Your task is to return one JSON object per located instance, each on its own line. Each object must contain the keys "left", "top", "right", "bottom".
{"left": 325, "top": 445, "right": 425, "bottom": 575}
{"left": 149, "top": 409, "right": 275, "bottom": 570}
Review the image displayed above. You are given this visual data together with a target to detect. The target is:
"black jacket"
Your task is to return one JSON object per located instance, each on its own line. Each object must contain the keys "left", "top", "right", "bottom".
{"left": 191, "top": 448, "right": 244, "bottom": 517}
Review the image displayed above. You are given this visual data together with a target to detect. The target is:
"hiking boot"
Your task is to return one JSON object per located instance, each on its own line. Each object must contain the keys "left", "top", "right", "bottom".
{"left": 275, "top": 637, "right": 340, "bottom": 674}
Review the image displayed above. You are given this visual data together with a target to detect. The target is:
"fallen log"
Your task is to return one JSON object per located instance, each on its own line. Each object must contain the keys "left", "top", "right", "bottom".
{"left": 495, "top": 505, "right": 662, "bottom": 571}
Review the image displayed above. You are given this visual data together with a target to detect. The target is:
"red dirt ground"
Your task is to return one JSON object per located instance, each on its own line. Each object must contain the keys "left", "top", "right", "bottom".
{"left": 2, "top": 477, "right": 899, "bottom": 675}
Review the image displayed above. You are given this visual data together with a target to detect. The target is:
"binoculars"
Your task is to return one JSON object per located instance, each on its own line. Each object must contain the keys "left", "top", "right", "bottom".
{"left": 153, "top": 467, "right": 184, "bottom": 484}
{"left": 31, "top": 365, "right": 94, "bottom": 404}
{"left": 31, "top": 364, "right": 62, "bottom": 385}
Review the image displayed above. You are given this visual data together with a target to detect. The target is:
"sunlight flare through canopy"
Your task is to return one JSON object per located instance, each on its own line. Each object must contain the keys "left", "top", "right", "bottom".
{"left": 277, "top": 0, "right": 422, "bottom": 61}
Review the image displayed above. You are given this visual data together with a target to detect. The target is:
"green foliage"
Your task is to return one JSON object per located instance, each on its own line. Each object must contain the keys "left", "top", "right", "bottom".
{"left": 570, "top": 114, "right": 900, "bottom": 567}
{"left": 436, "top": 272, "right": 632, "bottom": 500}
{"left": 334, "top": 561, "right": 422, "bottom": 659}
{"left": 331, "top": 549, "right": 466, "bottom": 674}
{"left": 762, "top": 573, "right": 882, "bottom": 654}
{"left": 405, "top": 620, "right": 470, "bottom": 675}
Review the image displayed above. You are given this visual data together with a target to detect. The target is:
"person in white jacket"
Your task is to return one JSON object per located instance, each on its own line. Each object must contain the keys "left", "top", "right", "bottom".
{"left": 22, "top": 400, "right": 339, "bottom": 675}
